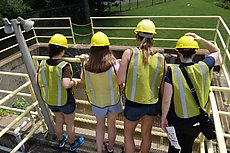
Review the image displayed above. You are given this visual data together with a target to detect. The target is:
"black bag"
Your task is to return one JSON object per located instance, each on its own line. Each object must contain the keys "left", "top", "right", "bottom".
{"left": 180, "top": 66, "right": 216, "bottom": 140}
{"left": 199, "top": 108, "right": 216, "bottom": 140}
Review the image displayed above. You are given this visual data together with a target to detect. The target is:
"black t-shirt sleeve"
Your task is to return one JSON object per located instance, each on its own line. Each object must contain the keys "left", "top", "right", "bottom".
{"left": 165, "top": 66, "right": 172, "bottom": 84}
{"left": 62, "top": 64, "right": 71, "bottom": 78}
{"left": 202, "top": 56, "right": 215, "bottom": 70}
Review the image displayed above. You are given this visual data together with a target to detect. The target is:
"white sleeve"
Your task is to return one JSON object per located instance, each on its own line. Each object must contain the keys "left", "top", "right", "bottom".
{"left": 113, "top": 60, "right": 120, "bottom": 73}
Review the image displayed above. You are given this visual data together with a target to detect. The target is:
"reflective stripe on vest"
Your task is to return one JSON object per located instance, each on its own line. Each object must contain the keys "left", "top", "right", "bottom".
{"left": 40, "top": 60, "right": 48, "bottom": 102}
{"left": 171, "top": 62, "right": 211, "bottom": 118}
{"left": 84, "top": 66, "right": 120, "bottom": 108}
{"left": 125, "top": 47, "right": 165, "bottom": 104}
{"left": 38, "top": 60, "right": 72, "bottom": 106}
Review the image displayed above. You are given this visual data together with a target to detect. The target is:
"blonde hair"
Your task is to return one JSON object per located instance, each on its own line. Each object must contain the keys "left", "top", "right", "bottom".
{"left": 85, "top": 46, "right": 116, "bottom": 73}
{"left": 137, "top": 35, "right": 153, "bottom": 64}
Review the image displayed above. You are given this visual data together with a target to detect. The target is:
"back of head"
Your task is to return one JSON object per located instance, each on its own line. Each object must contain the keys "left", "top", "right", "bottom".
{"left": 87, "top": 31, "right": 115, "bottom": 73}
{"left": 175, "top": 35, "right": 199, "bottom": 58}
{"left": 134, "top": 19, "right": 156, "bottom": 64}
{"left": 134, "top": 19, "right": 156, "bottom": 35}
{"left": 48, "top": 33, "right": 68, "bottom": 58}
{"left": 90, "top": 31, "right": 110, "bottom": 47}
{"left": 49, "top": 33, "right": 68, "bottom": 48}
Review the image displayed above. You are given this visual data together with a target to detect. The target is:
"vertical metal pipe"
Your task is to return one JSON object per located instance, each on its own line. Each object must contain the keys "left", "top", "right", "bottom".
{"left": 10, "top": 19, "right": 55, "bottom": 139}
{"left": 14, "top": 119, "right": 29, "bottom": 153}
{"left": 129, "top": 0, "right": 131, "bottom": 10}
{"left": 90, "top": 17, "right": 95, "bottom": 35}
{"left": 120, "top": 0, "right": 122, "bottom": 12}
{"left": 68, "top": 18, "right": 76, "bottom": 45}
{"left": 214, "top": 17, "right": 220, "bottom": 43}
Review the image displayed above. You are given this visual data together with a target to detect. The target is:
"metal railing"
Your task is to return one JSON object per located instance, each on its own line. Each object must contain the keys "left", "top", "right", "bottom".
{"left": 30, "top": 17, "right": 76, "bottom": 45}
{"left": 90, "top": 16, "right": 230, "bottom": 104}
{"left": 0, "top": 71, "right": 47, "bottom": 153}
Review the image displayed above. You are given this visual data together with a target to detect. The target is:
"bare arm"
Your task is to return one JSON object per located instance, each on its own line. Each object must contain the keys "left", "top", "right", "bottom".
{"left": 185, "top": 33, "right": 220, "bottom": 62}
{"left": 161, "top": 82, "right": 173, "bottom": 132}
{"left": 160, "top": 61, "right": 167, "bottom": 97}
{"left": 62, "top": 78, "right": 77, "bottom": 89}
{"left": 34, "top": 73, "right": 38, "bottom": 85}
{"left": 79, "top": 65, "right": 85, "bottom": 84}
{"left": 117, "top": 49, "right": 132, "bottom": 85}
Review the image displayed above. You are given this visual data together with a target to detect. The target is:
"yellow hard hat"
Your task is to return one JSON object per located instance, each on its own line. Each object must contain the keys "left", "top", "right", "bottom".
{"left": 134, "top": 19, "right": 156, "bottom": 35}
{"left": 175, "top": 35, "right": 199, "bottom": 50}
{"left": 90, "top": 31, "right": 110, "bottom": 46}
{"left": 49, "top": 33, "right": 68, "bottom": 48}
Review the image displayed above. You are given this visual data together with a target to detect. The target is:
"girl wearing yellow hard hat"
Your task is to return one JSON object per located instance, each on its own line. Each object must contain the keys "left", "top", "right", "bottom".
{"left": 36, "top": 33, "right": 84, "bottom": 152}
{"left": 117, "top": 19, "right": 166, "bottom": 153}
{"left": 161, "top": 33, "right": 220, "bottom": 153}
{"left": 80, "top": 31, "right": 122, "bottom": 153}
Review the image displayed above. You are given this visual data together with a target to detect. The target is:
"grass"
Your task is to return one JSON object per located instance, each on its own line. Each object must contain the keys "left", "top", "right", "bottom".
{"left": 34, "top": 0, "right": 230, "bottom": 68}
{"left": 75, "top": 0, "right": 230, "bottom": 45}
{"left": 84, "top": 0, "right": 230, "bottom": 69}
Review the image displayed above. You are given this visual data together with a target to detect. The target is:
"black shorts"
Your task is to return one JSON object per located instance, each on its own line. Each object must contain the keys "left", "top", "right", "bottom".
{"left": 124, "top": 99, "right": 160, "bottom": 121}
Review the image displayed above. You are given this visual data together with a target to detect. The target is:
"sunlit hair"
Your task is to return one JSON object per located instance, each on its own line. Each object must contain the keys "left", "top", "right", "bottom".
{"left": 48, "top": 44, "right": 65, "bottom": 58}
{"left": 85, "top": 46, "right": 116, "bottom": 73}
{"left": 137, "top": 34, "right": 153, "bottom": 64}
{"left": 177, "top": 48, "right": 196, "bottom": 58}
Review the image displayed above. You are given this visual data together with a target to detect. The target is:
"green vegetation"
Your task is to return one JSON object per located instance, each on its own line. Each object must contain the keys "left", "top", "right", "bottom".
{"left": 84, "top": 0, "right": 230, "bottom": 69}
{"left": 0, "top": 0, "right": 31, "bottom": 20}
{"left": 0, "top": 98, "right": 30, "bottom": 117}
{"left": 120, "top": 0, "right": 230, "bottom": 25}
{"left": 76, "top": 0, "right": 230, "bottom": 46}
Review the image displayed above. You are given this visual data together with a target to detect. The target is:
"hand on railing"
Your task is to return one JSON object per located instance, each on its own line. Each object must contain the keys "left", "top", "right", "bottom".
{"left": 75, "top": 54, "right": 89, "bottom": 63}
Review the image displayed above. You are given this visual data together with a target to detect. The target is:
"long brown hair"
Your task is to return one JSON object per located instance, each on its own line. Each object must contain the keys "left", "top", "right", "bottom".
{"left": 85, "top": 46, "right": 116, "bottom": 73}
{"left": 137, "top": 34, "right": 153, "bottom": 64}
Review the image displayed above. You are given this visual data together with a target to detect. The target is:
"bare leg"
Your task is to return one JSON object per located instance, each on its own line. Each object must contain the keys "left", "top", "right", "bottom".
{"left": 64, "top": 112, "right": 76, "bottom": 143}
{"left": 124, "top": 119, "right": 138, "bottom": 153}
{"left": 140, "top": 115, "right": 154, "bottom": 153}
{"left": 53, "top": 112, "right": 64, "bottom": 140}
{"left": 107, "top": 113, "right": 118, "bottom": 151}
{"left": 96, "top": 117, "right": 105, "bottom": 153}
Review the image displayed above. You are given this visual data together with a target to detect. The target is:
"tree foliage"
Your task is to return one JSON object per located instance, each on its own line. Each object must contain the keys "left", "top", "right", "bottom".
{"left": 0, "top": 0, "right": 118, "bottom": 22}
{"left": 89, "top": 0, "right": 119, "bottom": 15}
{"left": 0, "top": 0, "right": 31, "bottom": 19}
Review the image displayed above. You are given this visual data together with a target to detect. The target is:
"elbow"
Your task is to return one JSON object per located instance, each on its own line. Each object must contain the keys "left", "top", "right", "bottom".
{"left": 62, "top": 82, "right": 73, "bottom": 89}
{"left": 117, "top": 78, "right": 124, "bottom": 85}
{"left": 62, "top": 84, "right": 70, "bottom": 89}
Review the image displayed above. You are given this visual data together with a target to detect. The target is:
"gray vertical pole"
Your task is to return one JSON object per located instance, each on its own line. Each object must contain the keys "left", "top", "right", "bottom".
{"left": 129, "top": 0, "right": 131, "bottom": 10}
{"left": 120, "top": 0, "right": 121, "bottom": 12}
{"left": 11, "top": 19, "right": 55, "bottom": 139}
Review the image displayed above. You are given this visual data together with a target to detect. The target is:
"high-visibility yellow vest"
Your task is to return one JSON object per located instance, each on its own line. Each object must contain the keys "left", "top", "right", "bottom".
{"left": 171, "top": 62, "right": 211, "bottom": 118}
{"left": 125, "top": 47, "right": 165, "bottom": 104}
{"left": 38, "top": 60, "right": 73, "bottom": 106}
{"left": 84, "top": 66, "right": 120, "bottom": 108}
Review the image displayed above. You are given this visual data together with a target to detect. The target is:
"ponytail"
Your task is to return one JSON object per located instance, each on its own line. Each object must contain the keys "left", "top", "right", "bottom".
{"left": 138, "top": 36, "right": 153, "bottom": 64}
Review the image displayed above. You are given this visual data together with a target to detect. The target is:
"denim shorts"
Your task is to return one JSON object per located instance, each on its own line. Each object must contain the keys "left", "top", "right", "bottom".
{"left": 92, "top": 101, "right": 123, "bottom": 119}
{"left": 48, "top": 100, "right": 76, "bottom": 115}
{"left": 124, "top": 101, "right": 160, "bottom": 121}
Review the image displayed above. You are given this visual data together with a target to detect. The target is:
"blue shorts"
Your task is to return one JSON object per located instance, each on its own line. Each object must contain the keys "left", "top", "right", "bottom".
{"left": 48, "top": 100, "right": 76, "bottom": 115}
{"left": 124, "top": 100, "right": 160, "bottom": 121}
{"left": 92, "top": 101, "right": 123, "bottom": 119}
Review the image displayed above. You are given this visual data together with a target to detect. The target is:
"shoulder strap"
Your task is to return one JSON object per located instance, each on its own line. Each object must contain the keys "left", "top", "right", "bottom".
{"left": 179, "top": 65, "right": 201, "bottom": 108}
